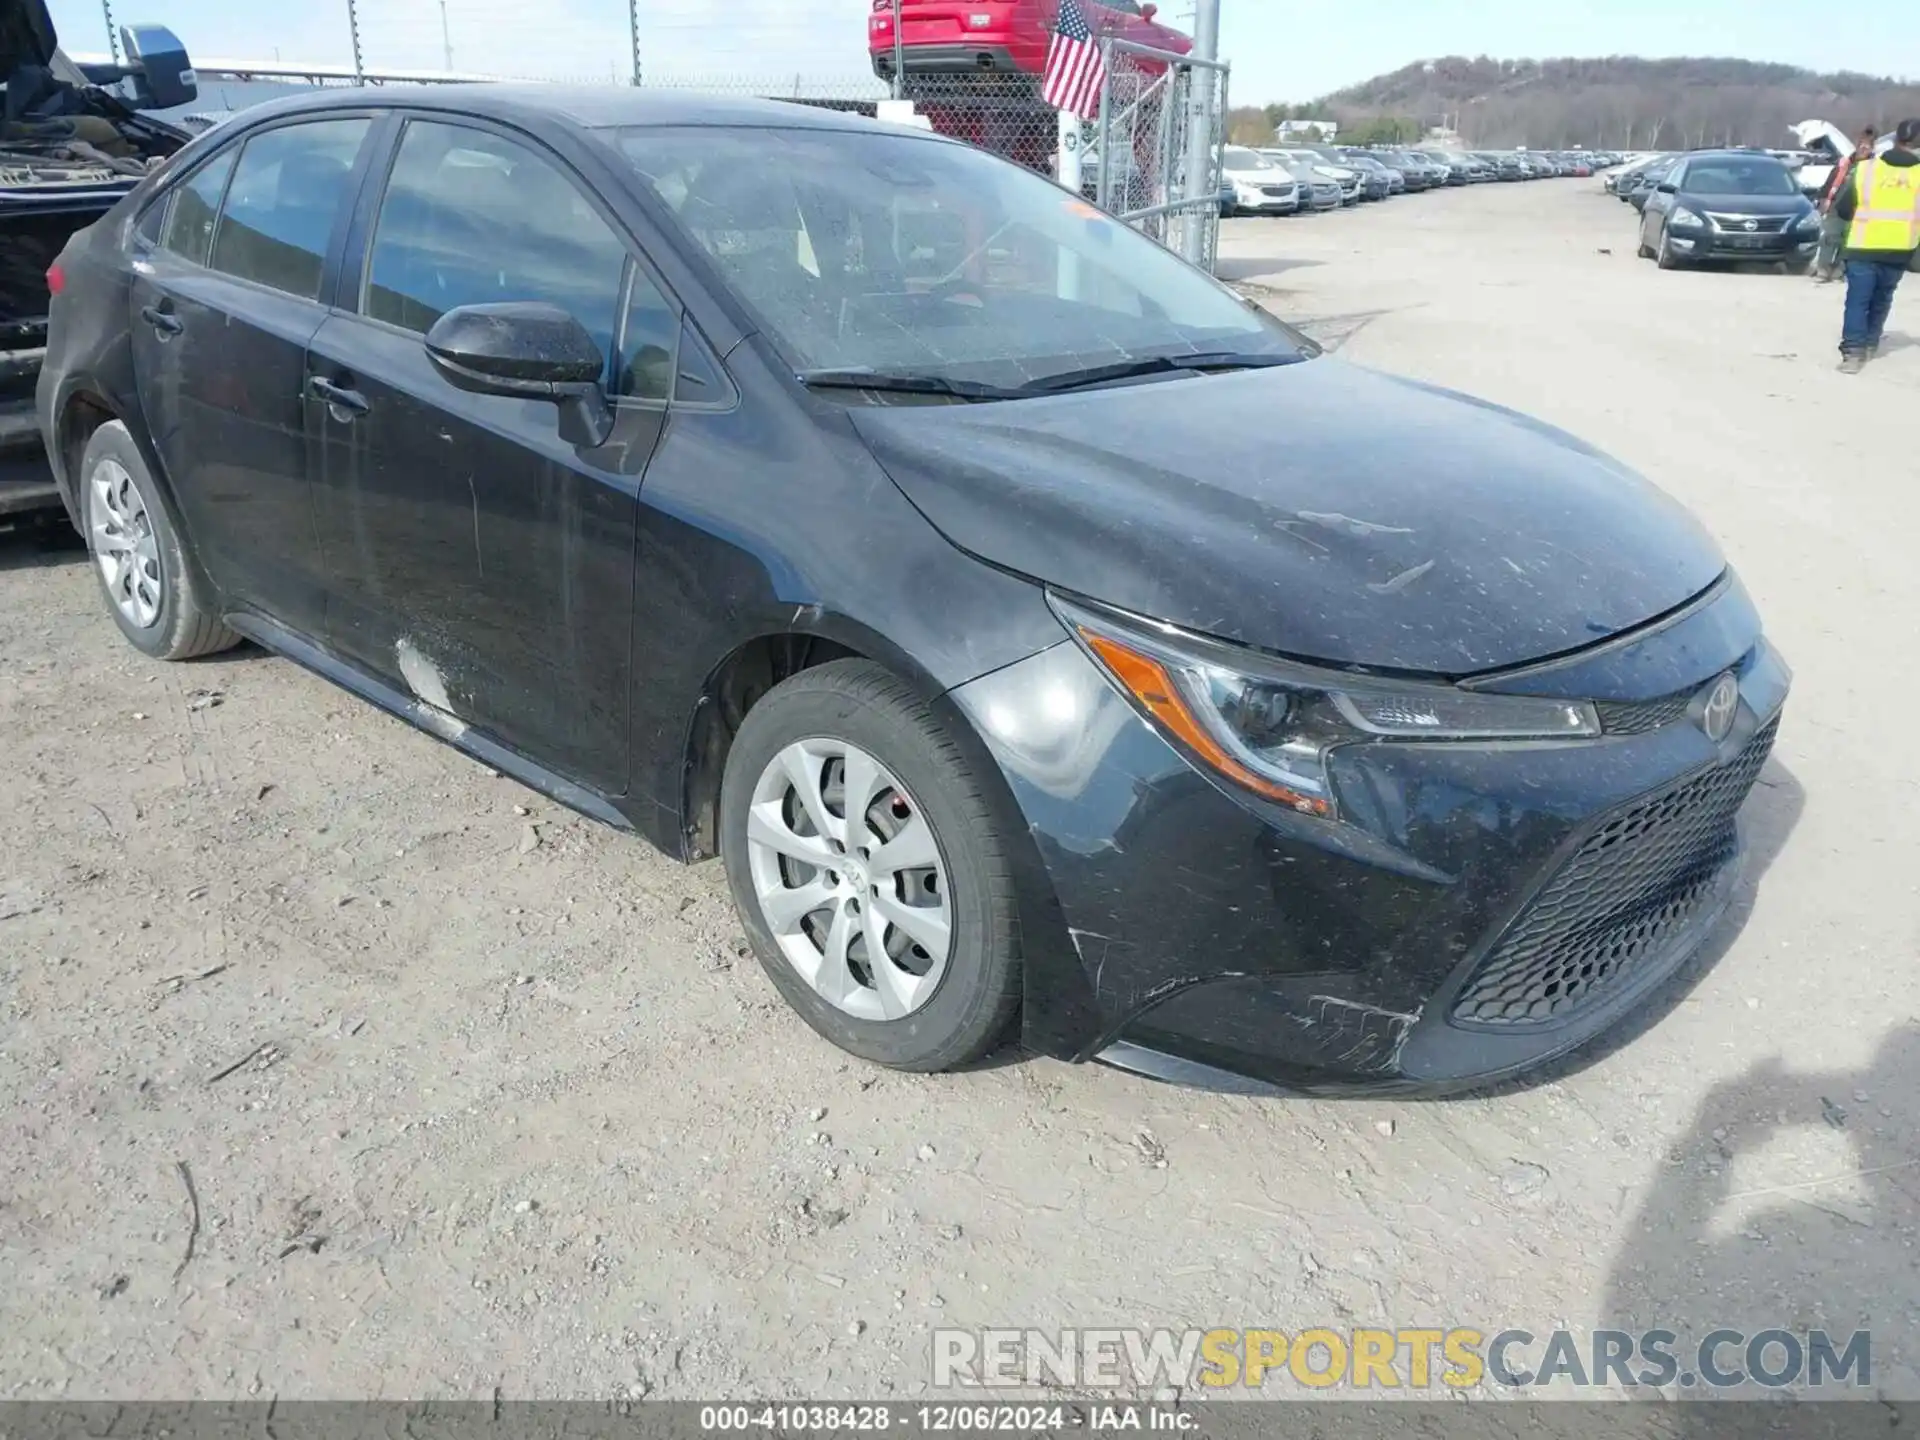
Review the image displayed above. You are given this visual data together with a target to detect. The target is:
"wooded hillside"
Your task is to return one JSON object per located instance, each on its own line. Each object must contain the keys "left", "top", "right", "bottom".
{"left": 1253, "top": 56, "right": 1920, "bottom": 149}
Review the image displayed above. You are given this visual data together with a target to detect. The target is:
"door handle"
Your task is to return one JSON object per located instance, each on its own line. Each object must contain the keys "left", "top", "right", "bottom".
{"left": 140, "top": 304, "right": 183, "bottom": 337}
{"left": 308, "top": 376, "right": 370, "bottom": 415}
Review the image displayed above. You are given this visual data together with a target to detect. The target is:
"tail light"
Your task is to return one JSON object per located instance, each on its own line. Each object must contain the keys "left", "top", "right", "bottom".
{"left": 46, "top": 262, "right": 66, "bottom": 296}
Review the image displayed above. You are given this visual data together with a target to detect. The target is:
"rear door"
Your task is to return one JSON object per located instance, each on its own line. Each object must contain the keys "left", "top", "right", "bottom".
{"left": 305, "top": 116, "right": 675, "bottom": 795}
{"left": 129, "top": 114, "right": 377, "bottom": 633}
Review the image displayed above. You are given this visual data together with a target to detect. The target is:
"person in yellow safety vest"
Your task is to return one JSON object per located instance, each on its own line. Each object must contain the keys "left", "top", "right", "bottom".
{"left": 1832, "top": 116, "right": 1920, "bottom": 373}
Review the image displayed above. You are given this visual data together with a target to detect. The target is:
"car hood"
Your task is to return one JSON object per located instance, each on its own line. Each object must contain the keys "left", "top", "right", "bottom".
{"left": 851, "top": 361, "right": 1726, "bottom": 676}
{"left": 2, "top": 0, "right": 57, "bottom": 71}
{"left": 1676, "top": 191, "right": 1808, "bottom": 216}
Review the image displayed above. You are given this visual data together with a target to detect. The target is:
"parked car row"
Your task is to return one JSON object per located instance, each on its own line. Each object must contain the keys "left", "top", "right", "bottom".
{"left": 1610, "top": 148, "right": 1822, "bottom": 273}
{"left": 1218, "top": 143, "right": 1615, "bottom": 218}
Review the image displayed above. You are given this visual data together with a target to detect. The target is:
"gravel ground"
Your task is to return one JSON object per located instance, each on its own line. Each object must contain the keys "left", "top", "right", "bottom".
{"left": 1, "top": 178, "right": 1915, "bottom": 1403}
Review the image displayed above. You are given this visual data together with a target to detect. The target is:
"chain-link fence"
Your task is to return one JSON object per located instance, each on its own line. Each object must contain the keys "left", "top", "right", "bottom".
{"left": 65, "top": 0, "right": 1226, "bottom": 266}
{"left": 1092, "top": 41, "right": 1227, "bottom": 269}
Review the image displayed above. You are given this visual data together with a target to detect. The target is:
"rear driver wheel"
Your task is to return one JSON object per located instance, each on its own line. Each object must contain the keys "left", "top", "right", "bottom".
{"left": 719, "top": 660, "right": 1021, "bottom": 1071}
{"left": 79, "top": 421, "right": 238, "bottom": 661}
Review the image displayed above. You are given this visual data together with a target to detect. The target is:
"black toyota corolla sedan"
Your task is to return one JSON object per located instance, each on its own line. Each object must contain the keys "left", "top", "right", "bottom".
{"left": 37, "top": 87, "right": 1789, "bottom": 1095}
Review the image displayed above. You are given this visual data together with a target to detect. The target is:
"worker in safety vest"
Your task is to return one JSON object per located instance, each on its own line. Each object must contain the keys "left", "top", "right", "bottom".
{"left": 1832, "top": 116, "right": 1920, "bottom": 372}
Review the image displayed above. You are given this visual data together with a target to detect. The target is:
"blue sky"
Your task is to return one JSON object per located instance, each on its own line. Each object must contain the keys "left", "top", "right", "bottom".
{"left": 48, "top": 0, "right": 1920, "bottom": 99}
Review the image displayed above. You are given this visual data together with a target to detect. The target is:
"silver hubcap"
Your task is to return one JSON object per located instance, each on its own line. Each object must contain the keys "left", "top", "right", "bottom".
{"left": 745, "top": 738, "right": 952, "bottom": 1022}
{"left": 88, "top": 458, "right": 163, "bottom": 629}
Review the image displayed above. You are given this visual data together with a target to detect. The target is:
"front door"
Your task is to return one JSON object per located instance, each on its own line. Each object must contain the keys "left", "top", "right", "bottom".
{"left": 128, "top": 115, "right": 374, "bottom": 635}
{"left": 307, "top": 117, "right": 676, "bottom": 796}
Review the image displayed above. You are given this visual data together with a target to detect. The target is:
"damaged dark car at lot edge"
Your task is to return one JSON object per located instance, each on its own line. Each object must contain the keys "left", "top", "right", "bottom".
{"left": 37, "top": 86, "right": 1789, "bottom": 1094}
{"left": 2, "top": 0, "right": 196, "bottom": 515}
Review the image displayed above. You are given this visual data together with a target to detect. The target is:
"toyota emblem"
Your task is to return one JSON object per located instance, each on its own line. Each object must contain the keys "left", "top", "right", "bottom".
{"left": 1742, "top": 219, "right": 1758, "bottom": 231}
{"left": 1697, "top": 673, "right": 1739, "bottom": 743}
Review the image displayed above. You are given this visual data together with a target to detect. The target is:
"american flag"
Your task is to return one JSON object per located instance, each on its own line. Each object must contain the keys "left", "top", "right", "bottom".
{"left": 1042, "top": 0, "right": 1107, "bottom": 121}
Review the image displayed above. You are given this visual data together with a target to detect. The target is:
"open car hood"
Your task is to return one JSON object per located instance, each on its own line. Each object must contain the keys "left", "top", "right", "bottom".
{"left": 2, "top": 0, "right": 58, "bottom": 73}
{"left": 852, "top": 361, "right": 1727, "bottom": 677}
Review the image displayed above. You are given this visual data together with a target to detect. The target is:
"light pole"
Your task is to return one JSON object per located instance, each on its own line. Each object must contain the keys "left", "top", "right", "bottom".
{"left": 346, "top": 0, "right": 365, "bottom": 83}
{"left": 438, "top": 0, "right": 453, "bottom": 71}
{"left": 890, "top": 0, "right": 905, "bottom": 100}
{"left": 1179, "top": 0, "right": 1220, "bottom": 263}
{"left": 100, "top": 0, "right": 120, "bottom": 64}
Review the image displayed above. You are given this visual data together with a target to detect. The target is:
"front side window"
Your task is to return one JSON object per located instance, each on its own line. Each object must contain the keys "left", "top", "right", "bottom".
{"left": 210, "top": 118, "right": 370, "bottom": 300}
{"left": 364, "top": 120, "right": 628, "bottom": 384}
{"left": 618, "top": 125, "right": 1307, "bottom": 384}
{"left": 616, "top": 267, "right": 678, "bottom": 402}
{"left": 158, "top": 148, "right": 237, "bottom": 266}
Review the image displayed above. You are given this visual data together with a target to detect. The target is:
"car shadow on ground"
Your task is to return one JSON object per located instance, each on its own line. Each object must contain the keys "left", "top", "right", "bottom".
{"left": 1603, "top": 1019, "right": 1920, "bottom": 1403}
{"left": 1214, "top": 256, "right": 1325, "bottom": 283}
{"left": 0, "top": 520, "right": 261, "bottom": 663}
{"left": 0, "top": 517, "right": 87, "bottom": 572}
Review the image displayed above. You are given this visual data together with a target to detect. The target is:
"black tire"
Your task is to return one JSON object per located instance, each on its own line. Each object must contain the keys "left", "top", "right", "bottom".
{"left": 719, "top": 659, "right": 1021, "bottom": 1072}
{"left": 77, "top": 420, "right": 239, "bottom": 661}
{"left": 1783, "top": 257, "right": 1813, "bottom": 276}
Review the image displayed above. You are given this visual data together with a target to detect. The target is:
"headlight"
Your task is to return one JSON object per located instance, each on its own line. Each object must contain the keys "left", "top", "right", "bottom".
{"left": 1793, "top": 211, "right": 1821, "bottom": 232}
{"left": 1056, "top": 597, "right": 1601, "bottom": 819}
{"left": 1669, "top": 207, "right": 1707, "bottom": 229}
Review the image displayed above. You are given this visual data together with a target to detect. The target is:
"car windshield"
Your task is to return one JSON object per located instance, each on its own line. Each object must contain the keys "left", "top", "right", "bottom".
{"left": 616, "top": 126, "right": 1307, "bottom": 382}
{"left": 1680, "top": 160, "right": 1799, "bottom": 197}
{"left": 1222, "top": 148, "right": 1277, "bottom": 172}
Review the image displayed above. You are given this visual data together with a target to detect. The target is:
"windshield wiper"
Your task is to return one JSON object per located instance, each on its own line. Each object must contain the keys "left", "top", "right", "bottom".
{"left": 797, "top": 368, "right": 1028, "bottom": 402}
{"left": 1026, "top": 350, "right": 1306, "bottom": 394}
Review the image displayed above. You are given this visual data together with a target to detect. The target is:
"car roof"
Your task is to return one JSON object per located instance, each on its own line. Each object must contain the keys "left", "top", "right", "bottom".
{"left": 1679, "top": 148, "right": 1788, "bottom": 163}
{"left": 207, "top": 82, "right": 923, "bottom": 137}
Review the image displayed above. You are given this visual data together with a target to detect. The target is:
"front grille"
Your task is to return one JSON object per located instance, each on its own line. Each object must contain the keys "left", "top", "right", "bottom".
{"left": 1706, "top": 213, "right": 1789, "bottom": 233}
{"left": 1260, "top": 185, "right": 1295, "bottom": 198}
{"left": 1596, "top": 690, "right": 1695, "bottom": 736}
{"left": 1451, "top": 717, "right": 1779, "bottom": 1027}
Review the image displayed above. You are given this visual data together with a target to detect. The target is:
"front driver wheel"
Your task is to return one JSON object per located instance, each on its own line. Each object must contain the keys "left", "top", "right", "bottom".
{"left": 719, "top": 660, "right": 1021, "bottom": 1071}
{"left": 79, "top": 421, "right": 239, "bottom": 661}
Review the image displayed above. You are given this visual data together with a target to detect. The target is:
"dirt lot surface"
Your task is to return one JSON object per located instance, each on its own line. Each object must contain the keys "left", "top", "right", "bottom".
{"left": 3, "top": 180, "right": 1916, "bottom": 1403}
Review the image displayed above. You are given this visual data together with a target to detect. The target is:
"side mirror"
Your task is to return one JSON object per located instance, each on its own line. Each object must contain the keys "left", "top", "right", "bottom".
{"left": 1655, "top": 181, "right": 1677, "bottom": 194}
{"left": 425, "top": 302, "right": 613, "bottom": 447}
{"left": 121, "top": 25, "right": 198, "bottom": 111}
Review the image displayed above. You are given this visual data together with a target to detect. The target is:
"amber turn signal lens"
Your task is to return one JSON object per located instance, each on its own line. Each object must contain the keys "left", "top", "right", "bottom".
{"left": 1081, "top": 629, "right": 1330, "bottom": 817}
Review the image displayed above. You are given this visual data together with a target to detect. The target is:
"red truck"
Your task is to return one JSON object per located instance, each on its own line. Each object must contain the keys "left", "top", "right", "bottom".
{"left": 868, "top": 0, "right": 1190, "bottom": 82}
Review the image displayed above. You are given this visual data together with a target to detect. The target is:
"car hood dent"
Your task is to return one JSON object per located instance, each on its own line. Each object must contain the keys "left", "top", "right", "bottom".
{"left": 851, "top": 360, "right": 1726, "bottom": 675}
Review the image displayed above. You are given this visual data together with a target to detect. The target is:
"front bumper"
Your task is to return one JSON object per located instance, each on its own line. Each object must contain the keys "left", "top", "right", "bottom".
{"left": 2, "top": 343, "right": 61, "bottom": 518}
{"left": 1668, "top": 229, "right": 1819, "bottom": 262}
{"left": 1234, "top": 189, "right": 1300, "bottom": 214}
{"left": 951, "top": 575, "right": 1789, "bottom": 1094}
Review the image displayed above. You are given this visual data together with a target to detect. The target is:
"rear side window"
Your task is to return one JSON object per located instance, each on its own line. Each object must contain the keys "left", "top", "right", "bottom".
{"left": 159, "top": 148, "right": 237, "bottom": 266}
{"left": 210, "top": 118, "right": 371, "bottom": 301}
{"left": 363, "top": 120, "right": 628, "bottom": 384}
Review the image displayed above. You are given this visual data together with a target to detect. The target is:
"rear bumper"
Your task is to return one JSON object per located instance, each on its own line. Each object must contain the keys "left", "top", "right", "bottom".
{"left": 873, "top": 42, "right": 1022, "bottom": 77}
{"left": 954, "top": 576, "right": 1791, "bottom": 1094}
